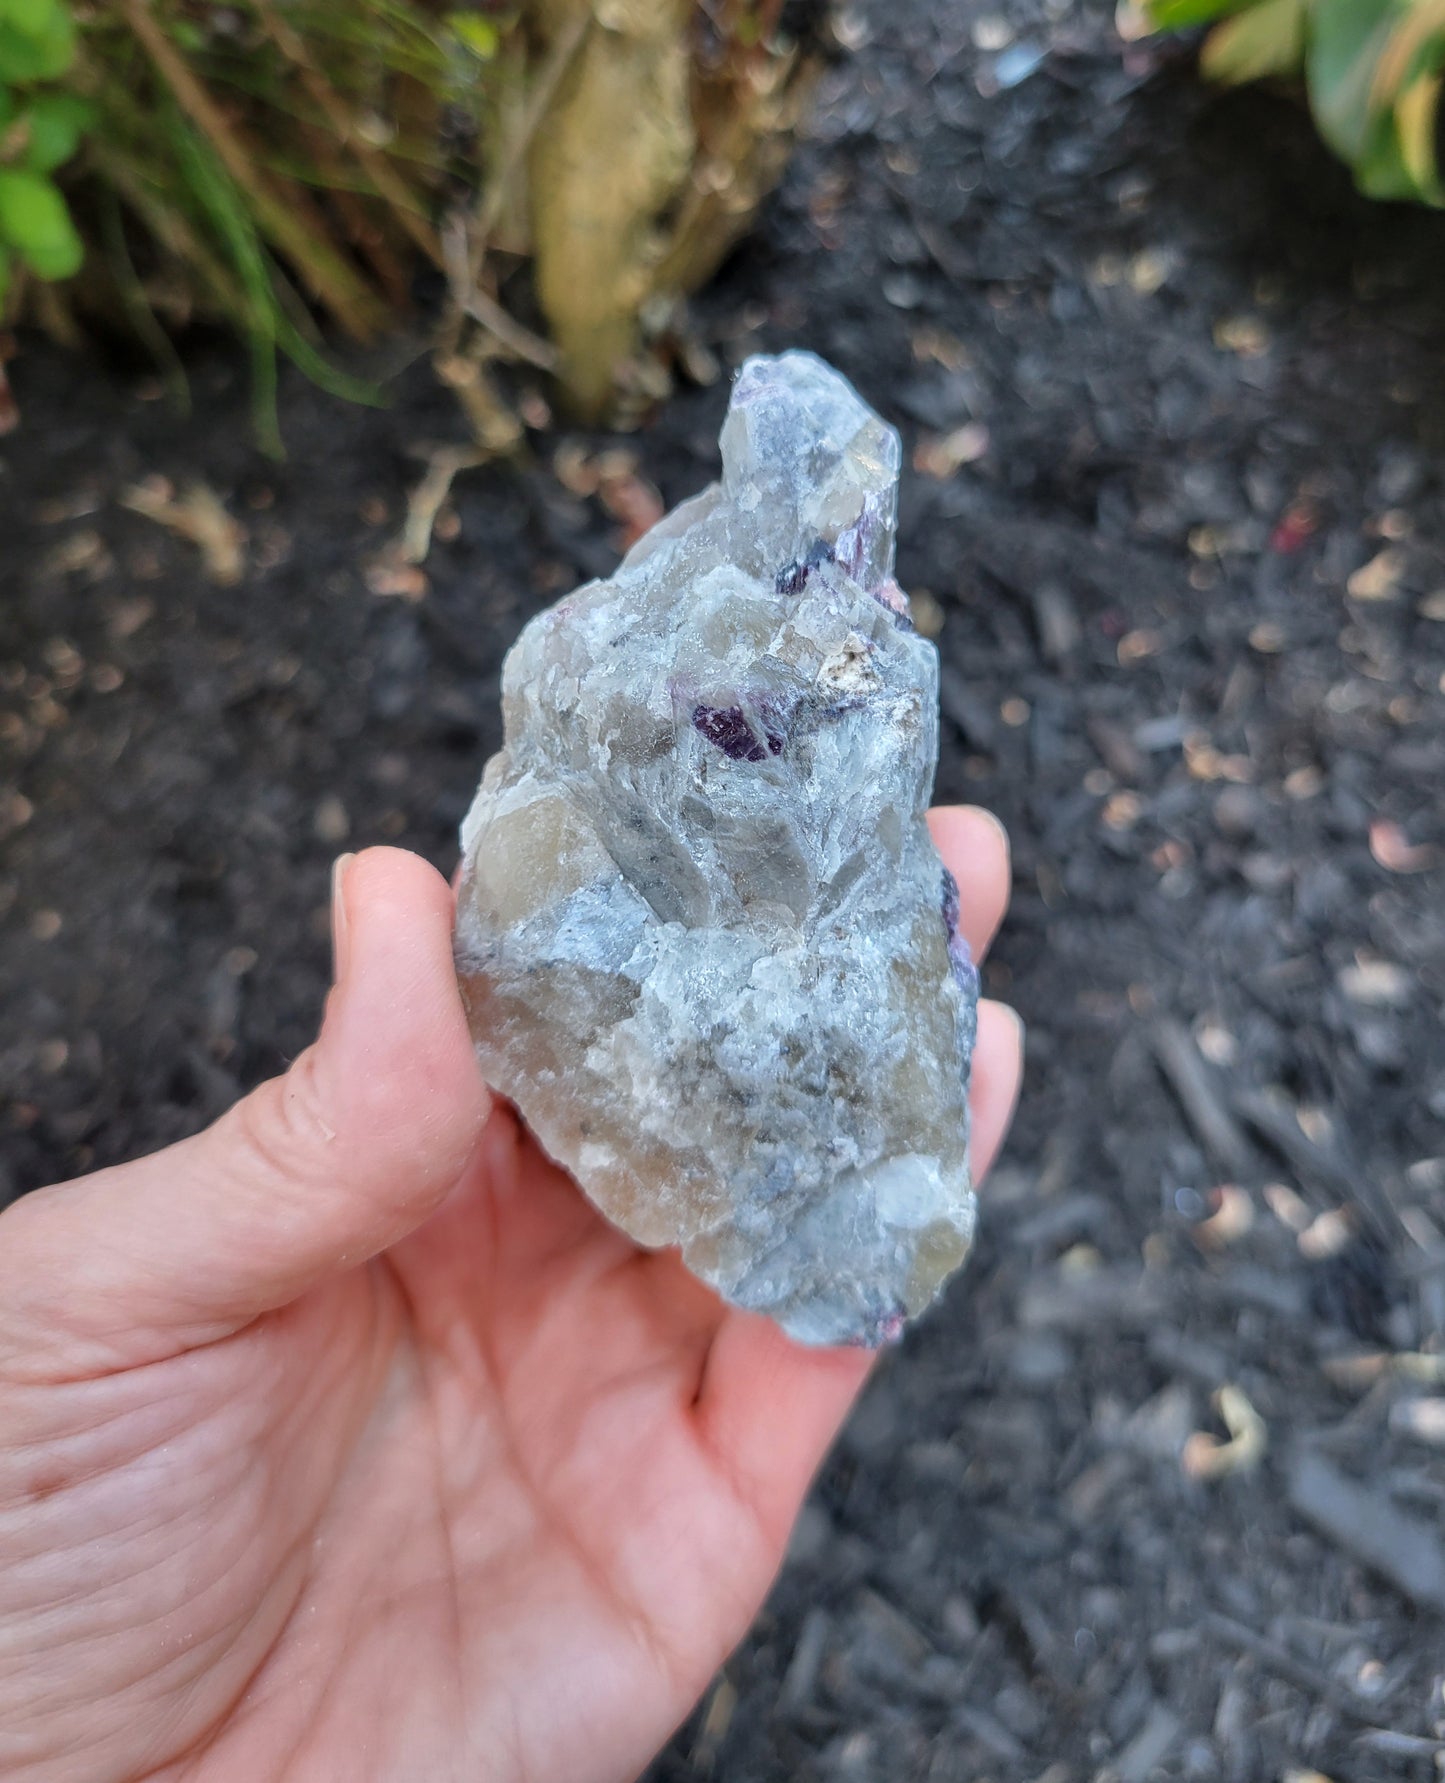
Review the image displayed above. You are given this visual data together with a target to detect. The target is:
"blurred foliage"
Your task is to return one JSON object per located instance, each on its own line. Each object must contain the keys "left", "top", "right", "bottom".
{"left": 0, "top": 0, "right": 89, "bottom": 307}
{"left": 1145, "top": 0, "right": 1445, "bottom": 206}
{"left": 0, "top": 1, "right": 819, "bottom": 445}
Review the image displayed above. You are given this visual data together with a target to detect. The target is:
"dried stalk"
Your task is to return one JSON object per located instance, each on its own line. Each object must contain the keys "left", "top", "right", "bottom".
{"left": 99, "top": 150, "right": 258, "bottom": 335}
{"left": 649, "top": 45, "right": 812, "bottom": 299}
{"left": 253, "top": 0, "right": 446, "bottom": 272}
{"left": 463, "top": 284, "right": 559, "bottom": 370}
{"left": 399, "top": 443, "right": 490, "bottom": 562}
{"left": 302, "top": 123, "right": 413, "bottom": 310}
{"left": 119, "top": 0, "right": 388, "bottom": 341}
{"left": 439, "top": 216, "right": 557, "bottom": 369}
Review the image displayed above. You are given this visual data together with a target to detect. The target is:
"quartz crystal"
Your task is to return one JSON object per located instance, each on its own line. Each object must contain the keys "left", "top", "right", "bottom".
{"left": 455, "top": 351, "right": 978, "bottom": 1345}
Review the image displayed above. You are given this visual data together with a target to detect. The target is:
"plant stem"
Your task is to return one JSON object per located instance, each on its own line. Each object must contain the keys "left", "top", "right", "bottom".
{"left": 435, "top": 4, "right": 592, "bottom": 364}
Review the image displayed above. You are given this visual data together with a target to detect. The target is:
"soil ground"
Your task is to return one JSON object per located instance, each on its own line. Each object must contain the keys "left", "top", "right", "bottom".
{"left": 3, "top": 0, "right": 1445, "bottom": 1777}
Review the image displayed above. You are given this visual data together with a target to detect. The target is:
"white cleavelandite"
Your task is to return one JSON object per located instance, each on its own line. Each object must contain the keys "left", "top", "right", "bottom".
{"left": 455, "top": 351, "right": 979, "bottom": 1345}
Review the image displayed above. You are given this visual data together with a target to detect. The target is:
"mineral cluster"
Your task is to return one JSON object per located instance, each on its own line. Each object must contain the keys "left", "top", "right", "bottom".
{"left": 455, "top": 351, "right": 978, "bottom": 1345}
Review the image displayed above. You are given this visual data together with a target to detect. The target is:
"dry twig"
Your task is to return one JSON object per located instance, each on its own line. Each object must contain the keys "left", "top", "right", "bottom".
{"left": 120, "top": 478, "right": 246, "bottom": 584}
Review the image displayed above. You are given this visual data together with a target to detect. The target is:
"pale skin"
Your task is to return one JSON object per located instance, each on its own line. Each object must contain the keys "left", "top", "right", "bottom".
{"left": 0, "top": 806, "right": 1020, "bottom": 1783}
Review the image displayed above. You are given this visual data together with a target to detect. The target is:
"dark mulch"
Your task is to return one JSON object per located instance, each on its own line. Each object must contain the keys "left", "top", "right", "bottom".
{"left": 3, "top": 0, "right": 1445, "bottom": 1776}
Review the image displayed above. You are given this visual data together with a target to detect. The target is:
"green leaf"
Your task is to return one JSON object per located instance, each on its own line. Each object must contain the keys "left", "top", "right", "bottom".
{"left": 0, "top": 165, "right": 82, "bottom": 278}
{"left": 0, "top": 24, "right": 50, "bottom": 81}
{"left": 1363, "top": 0, "right": 1445, "bottom": 108}
{"left": 0, "top": 0, "right": 74, "bottom": 82}
{"left": 1146, "top": 0, "right": 1256, "bottom": 33}
{"left": 1201, "top": 0, "right": 1306, "bottom": 81}
{"left": 1395, "top": 70, "right": 1444, "bottom": 195}
{"left": 0, "top": 0, "right": 61, "bottom": 36}
{"left": 17, "top": 92, "right": 91, "bottom": 172}
{"left": 275, "top": 315, "right": 386, "bottom": 408}
{"left": 1306, "top": 0, "right": 1399, "bottom": 162}
{"left": 1353, "top": 107, "right": 1421, "bottom": 193}
{"left": 446, "top": 11, "right": 500, "bottom": 57}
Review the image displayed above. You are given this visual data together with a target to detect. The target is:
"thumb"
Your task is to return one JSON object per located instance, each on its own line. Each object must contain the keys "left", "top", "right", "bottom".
{"left": 0, "top": 848, "right": 489, "bottom": 1377}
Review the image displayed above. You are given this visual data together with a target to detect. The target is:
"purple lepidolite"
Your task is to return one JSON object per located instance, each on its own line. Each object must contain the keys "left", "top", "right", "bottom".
{"left": 454, "top": 351, "right": 978, "bottom": 1345}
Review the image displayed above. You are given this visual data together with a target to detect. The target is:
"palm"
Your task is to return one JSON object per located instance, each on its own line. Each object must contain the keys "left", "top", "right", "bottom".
{"left": 0, "top": 821, "right": 1017, "bottom": 1783}
{"left": 212, "top": 1114, "right": 820, "bottom": 1783}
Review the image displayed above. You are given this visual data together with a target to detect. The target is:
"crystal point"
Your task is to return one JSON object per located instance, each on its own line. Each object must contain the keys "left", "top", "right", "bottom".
{"left": 455, "top": 351, "right": 978, "bottom": 1345}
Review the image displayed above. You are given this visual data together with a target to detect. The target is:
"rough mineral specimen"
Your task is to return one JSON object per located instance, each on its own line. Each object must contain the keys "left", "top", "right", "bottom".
{"left": 455, "top": 351, "right": 978, "bottom": 1345}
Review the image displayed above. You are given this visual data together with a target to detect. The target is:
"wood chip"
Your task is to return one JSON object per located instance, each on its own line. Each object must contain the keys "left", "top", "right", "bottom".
{"left": 1388, "top": 1397, "right": 1445, "bottom": 1446}
{"left": 1031, "top": 582, "right": 1080, "bottom": 662}
{"left": 1086, "top": 716, "right": 1145, "bottom": 783}
{"left": 1288, "top": 1451, "right": 1445, "bottom": 1613}
{"left": 553, "top": 440, "right": 600, "bottom": 496}
{"left": 912, "top": 422, "right": 989, "bottom": 478}
{"left": 1323, "top": 1350, "right": 1445, "bottom": 1391}
{"left": 1297, "top": 1206, "right": 1353, "bottom": 1260}
{"left": 107, "top": 596, "right": 155, "bottom": 639}
{"left": 364, "top": 551, "right": 429, "bottom": 601}
{"left": 909, "top": 324, "right": 970, "bottom": 370}
{"left": 598, "top": 468, "right": 665, "bottom": 550}
{"left": 779, "top": 1607, "right": 830, "bottom": 1715}
{"left": 1128, "top": 248, "right": 1174, "bottom": 296}
{"left": 1368, "top": 818, "right": 1437, "bottom": 873}
{"left": 1115, "top": 1702, "right": 1181, "bottom": 1782}
{"left": 1117, "top": 627, "right": 1164, "bottom": 664}
{"left": 1203, "top": 1610, "right": 1389, "bottom": 1722}
{"left": 938, "top": 664, "right": 997, "bottom": 747}
{"left": 908, "top": 589, "right": 945, "bottom": 636}
{"left": 1283, "top": 764, "right": 1324, "bottom": 799}
{"left": 1019, "top": 1263, "right": 1168, "bottom": 1331}
{"left": 1213, "top": 315, "right": 1270, "bottom": 356}
{"left": 690, "top": 1674, "right": 736, "bottom": 1773}
{"left": 1337, "top": 958, "right": 1413, "bottom": 1008}
{"left": 1150, "top": 1019, "right": 1251, "bottom": 1174}
{"left": 1192, "top": 1184, "right": 1255, "bottom": 1250}
{"left": 312, "top": 796, "right": 350, "bottom": 846}
{"left": 41, "top": 528, "right": 112, "bottom": 578}
{"left": 1346, "top": 548, "right": 1403, "bottom": 601}
{"left": 1231, "top": 1090, "right": 1357, "bottom": 1199}
{"left": 1182, "top": 1384, "right": 1266, "bottom": 1479}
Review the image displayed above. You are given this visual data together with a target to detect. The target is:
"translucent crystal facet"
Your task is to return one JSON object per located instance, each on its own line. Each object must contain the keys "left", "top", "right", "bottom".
{"left": 455, "top": 352, "right": 978, "bottom": 1345}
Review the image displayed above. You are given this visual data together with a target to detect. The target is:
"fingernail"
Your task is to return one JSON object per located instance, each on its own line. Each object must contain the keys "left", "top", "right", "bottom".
{"left": 1003, "top": 1003, "right": 1026, "bottom": 1063}
{"left": 331, "top": 853, "right": 356, "bottom": 983}
{"left": 962, "top": 805, "right": 1012, "bottom": 874}
{"left": 980, "top": 996, "right": 1026, "bottom": 1060}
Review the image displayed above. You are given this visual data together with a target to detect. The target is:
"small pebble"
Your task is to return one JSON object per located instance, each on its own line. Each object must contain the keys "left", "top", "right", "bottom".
{"left": 313, "top": 796, "right": 351, "bottom": 845}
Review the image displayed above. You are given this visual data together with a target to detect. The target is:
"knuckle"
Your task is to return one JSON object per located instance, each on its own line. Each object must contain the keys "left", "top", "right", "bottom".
{"left": 228, "top": 1047, "right": 339, "bottom": 1188}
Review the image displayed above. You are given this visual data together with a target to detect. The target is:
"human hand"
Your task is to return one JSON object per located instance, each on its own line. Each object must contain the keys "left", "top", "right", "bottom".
{"left": 0, "top": 808, "right": 1019, "bottom": 1783}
